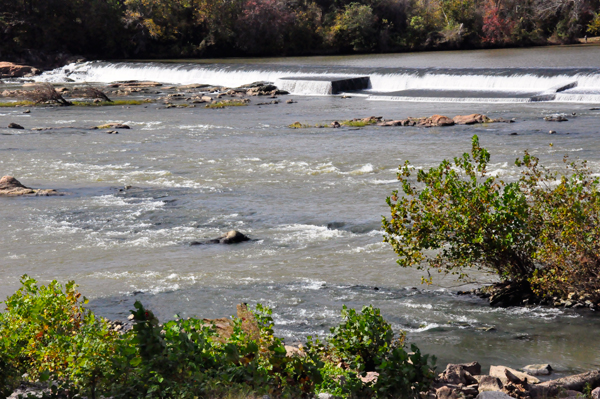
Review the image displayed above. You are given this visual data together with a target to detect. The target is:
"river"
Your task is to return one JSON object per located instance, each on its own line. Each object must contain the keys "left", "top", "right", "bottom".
{"left": 1, "top": 45, "right": 599, "bottom": 374}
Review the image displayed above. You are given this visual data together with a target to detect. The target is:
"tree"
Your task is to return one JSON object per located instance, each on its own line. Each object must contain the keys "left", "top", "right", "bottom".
{"left": 234, "top": 0, "right": 296, "bottom": 54}
{"left": 383, "top": 135, "right": 600, "bottom": 302}
{"left": 383, "top": 135, "right": 536, "bottom": 284}
{"left": 328, "top": 3, "right": 378, "bottom": 50}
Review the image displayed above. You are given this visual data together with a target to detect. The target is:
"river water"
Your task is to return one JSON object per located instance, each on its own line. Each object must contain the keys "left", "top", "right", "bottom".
{"left": 1, "top": 45, "right": 599, "bottom": 374}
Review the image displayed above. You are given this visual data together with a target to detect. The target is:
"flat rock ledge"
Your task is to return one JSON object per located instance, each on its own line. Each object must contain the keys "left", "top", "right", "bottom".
{"left": 378, "top": 114, "right": 514, "bottom": 127}
{"left": 0, "top": 176, "right": 61, "bottom": 196}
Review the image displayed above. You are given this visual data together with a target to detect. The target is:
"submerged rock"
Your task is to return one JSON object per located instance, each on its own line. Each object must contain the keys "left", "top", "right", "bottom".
{"left": 522, "top": 364, "right": 552, "bottom": 376}
{"left": 544, "top": 116, "right": 568, "bottom": 122}
{"left": 190, "top": 230, "right": 251, "bottom": 245}
{"left": 94, "top": 123, "right": 130, "bottom": 130}
{"left": 0, "top": 176, "right": 60, "bottom": 196}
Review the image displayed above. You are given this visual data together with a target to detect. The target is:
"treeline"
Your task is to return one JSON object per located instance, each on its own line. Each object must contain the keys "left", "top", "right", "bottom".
{"left": 2, "top": 0, "right": 600, "bottom": 61}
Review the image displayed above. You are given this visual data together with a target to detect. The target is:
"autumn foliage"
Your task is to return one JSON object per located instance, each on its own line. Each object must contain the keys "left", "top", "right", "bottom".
{"left": 1, "top": 0, "right": 599, "bottom": 60}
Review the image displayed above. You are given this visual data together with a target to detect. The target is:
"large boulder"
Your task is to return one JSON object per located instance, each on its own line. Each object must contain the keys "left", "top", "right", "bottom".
{"left": 439, "top": 363, "right": 479, "bottom": 385}
{"left": 490, "top": 366, "right": 540, "bottom": 385}
{"left": 530, "top": 370, "right": 600, "bottom": 398}
{"left": 592, "top": 387, "right": 600, "bottom": 399}
{"left": 0, "top": 62, "right": 41, "bottom": 78}
{"left": 0, "top": 176, "right": 59, "bottom": 196}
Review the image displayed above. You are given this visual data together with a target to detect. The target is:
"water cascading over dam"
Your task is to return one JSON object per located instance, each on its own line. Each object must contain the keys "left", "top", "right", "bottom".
{"left": 35, "top": 61, "right": 600, "bottom": 103}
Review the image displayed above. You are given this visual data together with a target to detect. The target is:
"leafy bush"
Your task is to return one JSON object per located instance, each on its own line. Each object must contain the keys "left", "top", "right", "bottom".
{"left": 517, "top": 153, "right": 600, "bottom": 298}
{"left": 0, "top": 278, "right": 436, "bottom": 398}
{"left": 327, "top": 305, "right": 436, "bottom": 399}
{"left": 383, "top": 135, "right": 600, "bottom": 300}
{"left": 383, "top": 135, "right": 535, "bottom": 283}
{"left": 328, "top": 305, "right": 394, "bottom": 372}
{"left": 0, "top": 275, "right": 119, "bottom": 398}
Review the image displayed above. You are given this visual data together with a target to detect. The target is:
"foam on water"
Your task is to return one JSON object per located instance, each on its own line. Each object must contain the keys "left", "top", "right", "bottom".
{"left": 33, "top": 61, "right": 600, "bottom": 102}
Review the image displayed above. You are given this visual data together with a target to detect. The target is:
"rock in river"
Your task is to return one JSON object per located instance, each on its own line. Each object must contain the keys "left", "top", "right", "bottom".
{"left": 0, "top": 176, "right": 60, "bottom": 196}
{"left": 522, "top": 364, "right": 552, "bottom": 376}
{"left": 190, "top": 230, "right": 251, "bottom": 245}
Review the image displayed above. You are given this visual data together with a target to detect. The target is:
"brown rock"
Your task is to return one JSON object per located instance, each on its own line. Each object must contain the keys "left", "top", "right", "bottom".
{"left": 0, "top": 62, "right": 41, "bottom": 78}
{"left": 440, "top": 364, "right": 479, "bottom": 385}
{"left": 284, "top": 345, "right": 305, "bottom": 357}
{"left": 220, "top": 230, "right": 250, "bottom": 244}
{"left": 436, "top": 386, "right": 460, "bottom": 399}
{"left": 475, "top": 375, "right": 504, "bottom": 392}
{"left": 358, "top": 371, "right": 379, "bottom": 385}
{"left": 490, "top": 366, "right": 540, "bottom": 385}
{"left": 94, "top": 123, "right": 131, "bottom": 130}
{"left": 431, "top": 115, "right": 456, "bottom": 126}
{"left": 453, "top": 114, "right": 491, "bottom": 125}
{"left": 0, "top": 176, "right": 60, "bottom": 196}
{"left": 530, "top": 370, "right": 600, "bottom": 399}
{"left": 8, "top": 123, "right": 24, "bottom": 129}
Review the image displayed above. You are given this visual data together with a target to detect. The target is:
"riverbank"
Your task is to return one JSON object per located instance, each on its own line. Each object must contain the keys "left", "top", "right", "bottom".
{"left": 1, "top": 275, "right": 598, "bottom": 399}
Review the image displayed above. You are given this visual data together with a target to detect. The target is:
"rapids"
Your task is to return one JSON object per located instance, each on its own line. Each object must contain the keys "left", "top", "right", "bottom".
{"left": 2, "top": 45, "right": 600, "bottom": 374}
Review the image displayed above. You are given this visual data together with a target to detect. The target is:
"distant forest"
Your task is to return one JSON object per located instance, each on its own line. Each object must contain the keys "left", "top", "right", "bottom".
{"left": 2, "top": 0, "right": 600, "bottom": 62}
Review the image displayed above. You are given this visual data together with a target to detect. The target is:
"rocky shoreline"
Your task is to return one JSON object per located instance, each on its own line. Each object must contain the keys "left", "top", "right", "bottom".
{"left": 458, "top": 281, "right": 599, "bottom": 311}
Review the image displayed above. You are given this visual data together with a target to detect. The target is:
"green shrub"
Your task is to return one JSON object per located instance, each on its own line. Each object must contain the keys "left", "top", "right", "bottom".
{"left": 0, "top": 275, "right": 119, "bottom": 398}
{"left": 326, "top": 305, "right": 436, "bottom": 398}
{"left": 517, "top": 153, "right": 600, "bottom": 298}
{"left": 373, "top": 344, "right": 436, "bottom": 399}
{"left": 383, "top": 135, "right": 600, "bottom": 300}
{"left": 383, "top": 135, "right": 535, "bottom": 284}
{"left": 0, "top": 277, "right": 435, "bottom": 399}
{"left": 328, "top": 305, "right": 394, "bottom": 372}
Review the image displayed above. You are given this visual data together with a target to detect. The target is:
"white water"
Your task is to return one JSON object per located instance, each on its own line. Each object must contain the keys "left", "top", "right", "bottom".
{"left": 34, "top": 61, "right": 600, "bottom": 102}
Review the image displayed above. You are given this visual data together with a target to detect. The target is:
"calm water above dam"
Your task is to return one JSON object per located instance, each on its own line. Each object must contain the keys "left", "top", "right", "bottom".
{"left": 2, "top": 46, "right": 600, "bottom": 374}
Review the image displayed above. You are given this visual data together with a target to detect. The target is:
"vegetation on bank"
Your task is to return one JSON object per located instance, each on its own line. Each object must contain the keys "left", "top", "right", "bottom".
{"left": 2, "top": 0, "right": 600, "bottom": 62}
{"left": 383, "top": 135, "right": 600, "bottom": 302}
{"left": 0, "top": 276, "right": 436, "bottom": 399}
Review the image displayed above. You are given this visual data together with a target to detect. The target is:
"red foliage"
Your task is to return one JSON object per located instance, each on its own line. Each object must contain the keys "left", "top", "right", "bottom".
{"left": 482, "top": 1, "right": 513, "bottom": 44}
{"left": 235, "top": 0, "right": 295, "bottom": 54}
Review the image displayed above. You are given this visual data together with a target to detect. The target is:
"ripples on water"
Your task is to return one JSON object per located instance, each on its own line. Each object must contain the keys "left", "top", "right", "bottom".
{"left": 2, "top": 47, "right": 600, "bottom": 372}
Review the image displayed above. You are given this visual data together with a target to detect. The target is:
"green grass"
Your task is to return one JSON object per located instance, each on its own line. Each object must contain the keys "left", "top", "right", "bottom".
{"left": 205, "top": 100, "right": 248, "bottom": 109}
{"left": 340, "top": 119, "right": 377, "bottom": 127}
{"left": 0, "top": 101, "right": 35, "bottom": 107}
{"left": 289, "top": 120, "right": 377, "bottom": 129}
{"left": 289, "top": 122, "right": 312, "bottom": 128}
